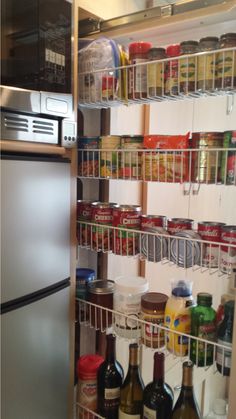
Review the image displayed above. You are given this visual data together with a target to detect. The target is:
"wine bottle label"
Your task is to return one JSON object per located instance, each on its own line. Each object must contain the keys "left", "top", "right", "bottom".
{"left": 105, "top": 387, "right": 120, "bottom": 400}
{"left": 143, "top": 405, "right": 156, "bottom": 419}
{"left": 119, "top": 409, "right": 141, "bottom": 419}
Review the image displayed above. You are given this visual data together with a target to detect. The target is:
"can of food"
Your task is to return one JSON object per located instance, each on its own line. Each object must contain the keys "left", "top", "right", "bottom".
{"left": 198, "top": 221, "right": 225, "bottom": 268}
{"left": 87, "top": 279, "right": 115, "bottom": 329}
{"left": 221, "top": 131, "right": 236, "bottom": 185}
{"left": 120, "top": 135, "right": 143, "bottom": 179}
{"left": 99, "top": 136, "right": 121, "bottom": 179}
{"left": 141, "top": 215, "right": 166, "bottom": 230}
{"left": 191, "top": 132, "right": 224, "bottom": 183}
{"left": 141, "top": 292, "right": 168, "bottom": 348}
{"left": 78, "top": 137, "right": 99, "bottom": 177}
{"left": 113, "top": 205, "right": 141, "bottom": 256}
{"left": 91, "top": 202, "right": 116, "bottom": 252}
{"left": 141, "top": 226, "right": 168, "bottom": 262}
{"left": 220, "top": 225, "right": 236, "bottom": 274}
{"left": 167, "top": 218, "right": 193, "bottom": 234}
{"left": 77, "top": 200, "right": 94, "bottom": 247}
{"left": 170, "top": 230, "right": 201, "bottom": 268}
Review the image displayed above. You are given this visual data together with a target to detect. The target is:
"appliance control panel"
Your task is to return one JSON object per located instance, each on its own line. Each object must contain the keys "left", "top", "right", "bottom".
{"left": 61, "top": 120, "right": 77, "bottom": 148}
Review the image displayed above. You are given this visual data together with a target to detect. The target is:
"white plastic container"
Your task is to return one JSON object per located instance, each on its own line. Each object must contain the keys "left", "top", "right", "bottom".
{"left": 113, "top": 275, "right": 149, "bottom": 339}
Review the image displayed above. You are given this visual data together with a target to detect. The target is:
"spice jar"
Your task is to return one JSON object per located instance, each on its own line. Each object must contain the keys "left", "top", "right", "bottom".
{"left": 128, "top": 41, "right": 152, "bottom": 99}
{"left": 141, "top": 292, "right": 168, "bottom": 348}
{"left": 179, "top": 40, "right": 199, "bottom": 94}
{"left": 217, "top": 33, "right": 236, "bottom": 90}
{"left": 87, "top": 280, "right": 115, "bottom": 329}
{"left": 147, "top": 47, "right": 166, "bottom": 97}
{"left": 165, "top": 44, "right": 181, "bottom": 96}
{"left": 113, "top": 275, "right": 149, "bottom": 339}
{"left": 197, "top": 36, "right": 219, "bottom": 92}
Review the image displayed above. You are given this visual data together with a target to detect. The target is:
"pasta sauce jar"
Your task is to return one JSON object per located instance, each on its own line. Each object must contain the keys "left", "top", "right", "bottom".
{"left": 87, "top": 280, "right": 115, "bottom": 329}
{"left": 141, "top": 292, "right": 168, "bottom": 348}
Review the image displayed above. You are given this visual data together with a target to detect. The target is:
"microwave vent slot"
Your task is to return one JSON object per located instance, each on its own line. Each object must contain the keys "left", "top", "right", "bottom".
{"left": 33, "top": 119, "right": 55, "bottom": 135}
{"left": 3, "top": 115, "right": 29, "bottom": 132}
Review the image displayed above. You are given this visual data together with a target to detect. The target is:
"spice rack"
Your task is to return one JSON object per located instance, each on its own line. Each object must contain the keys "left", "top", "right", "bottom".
{"left": 78, "top": 47, "right": 236, "bottom": 109}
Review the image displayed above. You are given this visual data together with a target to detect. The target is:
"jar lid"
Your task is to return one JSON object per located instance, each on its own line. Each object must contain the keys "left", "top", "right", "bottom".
{"left": 77, "top": 354, "right": 104, "bottom": 379}
{"left": 76, "top": 268, "right": 95, "bottom": 280}
{"left": 220, "top": 32, "right": 236, "bottom": 41}
{"left": 166, "top": 44, "right": 180, "bottom": 57}
{"left": 199, "top": 36, "right": 219, "bottom": 43}
{"left": 180, "top": 40, "right": 199, "bottom": 47}
{"left": 115, "top": 276, "right": 149, "bottom": 294}
{"left": 197, "top": 292, "right": 212, "bottom": 306}
{"left": 172, "top": 280, "right": 192, "bottom": 297}
{"left": 129, "top": 41, "right": 152, "bottom": 55}
{"left": 148, "top": 47, "right": 166, "bottom": 58}
{"left": 141, "top": 292, "right": 168, "bottom": 311}
{"left": 87, "top": 279, "right": 115, "bottom": 295}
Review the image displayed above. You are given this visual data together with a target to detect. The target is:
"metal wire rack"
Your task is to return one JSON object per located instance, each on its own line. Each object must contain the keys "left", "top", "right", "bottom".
{"left": 78, "top": 47, "right": 236, "bottom": 108}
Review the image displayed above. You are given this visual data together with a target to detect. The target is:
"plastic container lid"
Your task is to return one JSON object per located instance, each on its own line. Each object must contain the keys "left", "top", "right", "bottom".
{"left": 129, "top": 41, "right": 152, "bottom": 56}
{"left": 141, "top": 292, "right": 168, "bottom": 311}
{"left": 87, "top": 279, "right": 115, "bottom": 295}
{"left": 77, "top": 354, "right": 104, "bottom": 379}
{"left": 166, "top": 44, "right": 181, "bottom": 57}
{"left": 115, "top": 276, "right": 149, "bottom": 294}
{"left": 76, "top": 268, "right": 95, "bottom": 280}
{"left": 171, "top": 279, "right": 193, "bottom": 297}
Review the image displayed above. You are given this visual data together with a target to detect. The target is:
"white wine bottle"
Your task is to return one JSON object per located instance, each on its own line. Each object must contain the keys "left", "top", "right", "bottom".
{"left": 119, "top": 343, "right": 144, "bottom": 419}
{"left": 172, "top": 361, "right": 202, "bottom": 419}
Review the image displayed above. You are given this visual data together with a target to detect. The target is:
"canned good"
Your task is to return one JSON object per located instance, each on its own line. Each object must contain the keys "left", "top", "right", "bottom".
{"left": 91, "top": 202, "right": 116, "bottom": 252}
{"left": 179, "top": 40, "right": 199, "bottom": 94}
{"left": 220, "top": 226, "right": 236, "bottom": 274}
{"left": 191, "top": 132, "right": 224, "bottom": 183}
{"left": 167, "top": 218, "right": 193, "bottom": 234}
{"left": 197, "top": 37, "right": 219, "bottom": 92}
{"left": 113, "top": 205, "right": 141, "bottom": 256}
{"left": 120, "top": 135, "right": 143, "bottom": 179}
{"left": 170, "top": 230, "right": 201, "bottom": 268}
{"left": 217, "top": 33, "right": 236, "bottom": 90}
{"left": 141, "top": 292, "right": 168, "bottom": 348}
{"left": 141, "top": 226, "right": 168, "bottom": 262}
{"left": 147, "top": 47, "right": 166, "bottom": 97}
{"left": 99, "top": 136, "right": 121, "bottom": 178}
{"left": 141, "top": 215, "right": 166, "bottom": 229}
{"left": 221, "top": 131, "right": 236, "bottom": 184}
{"left": 87, "top": 280, "right": 115, "bottom": 329}
{"left": 198, "top": 221, "right": 225, "bottom": 268}
{"left": 78, "top": 137, "right": 99, "bottom": 177}
{"left": 77, "top": 200, "right": 94, "bottom": 247}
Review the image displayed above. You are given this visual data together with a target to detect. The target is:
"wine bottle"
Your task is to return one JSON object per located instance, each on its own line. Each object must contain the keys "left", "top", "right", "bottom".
{"left": 143, "top": 352, "right": 173, "bottom": 419}
{"left": 172, "top": 361, "right": 202, "bottom": 419}
{"left": 97, "top": 334, "right": 124, "bottom": 419}
{"left": 119, "top": 343, "right": 144, "bottom": 419}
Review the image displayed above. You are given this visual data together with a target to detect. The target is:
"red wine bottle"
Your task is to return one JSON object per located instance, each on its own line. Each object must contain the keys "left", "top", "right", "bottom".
{"left": 142, "top": 352, "right": 173, "bottom": 419}
{"left": 97, "top": 334, "right": 124, "bottom": 419}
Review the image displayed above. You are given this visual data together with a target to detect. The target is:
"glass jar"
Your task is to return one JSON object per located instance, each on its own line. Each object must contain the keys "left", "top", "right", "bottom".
{"left": 197, "top": 36, "right": 219, "bottom": 92}
{"left": 179, "top": 40, "right": 199, "bottom": 94}
{"left": 113, "top": 275, "right": 149, "bottom": 339}
{"left": 217, "top": 32, "right": 236, "bottom": 90}
{"left": 165, "top": 44, "right": 180, "bottom": 96}
{"left": 128, "top": 42, "right": 152, "bottom": 99}
{"left": 141, "top": 292, "right": 168, "bottom": 348}
{"left": 147, "top": 47, "right": 166, "bottom": 97}
{"left": 87, "top": 280, "right": 115, "bottom": 329}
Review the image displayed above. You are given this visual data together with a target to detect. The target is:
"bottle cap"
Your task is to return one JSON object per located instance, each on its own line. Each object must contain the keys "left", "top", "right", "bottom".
{"left": 197, "top": 292, "right": 212, "bottom": 306}
{"left": 129, "top": 41, "right": 152, "bottom": 55}
{"left": 166, "top": 44, "right": 180, "bottom": 57}
{"left": 171, "top": 279, "right": 192, "bottom": 297}
{"left": 213, "top": 398, "right": 227, "bottom": 415}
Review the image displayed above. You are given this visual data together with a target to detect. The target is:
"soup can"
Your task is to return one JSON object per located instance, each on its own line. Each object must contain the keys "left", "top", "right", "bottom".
{"left": 170, "top": 230, "right": 201, "bottom": 268}
{"left": 77, "top": 200, "right": 94, "bottom": 247}
{"left": 78, "top": 137, "right": 99, "bottom": 177}
{"left": 220, "top": 226, "right": 236, "bottom": 274}
{"left": 141, "top": 215, "right": 166, "bottom": 230}
{"left": 120, "top": 135, "right": 143, "bottom": 179}
{"left": 167, "top": 218, "right": 193, "bottom": 234}
{"left": 141, "top": 226, "right": 168, "bottom": 262}
{"left": 198, "top": 221, "right": 225, "bottom": 268}
{"left": 99, "top": 136, "right": 121, "bottom": 179}
{"left": 91, "top": 202, "right": 116, "bottom": 252}
{"left": 113, "top": 205, "right": 141, "bottom": 256}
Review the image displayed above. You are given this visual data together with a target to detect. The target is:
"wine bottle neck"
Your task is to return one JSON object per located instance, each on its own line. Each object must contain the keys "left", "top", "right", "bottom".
{"left": 153, "top": 353, "right": 164, "bottom": 385}
{"left": 182, "top": 364, "right": 193, "bottom": 387}
{"left": 106, "top": 335, "right": 116, "bottom": 362}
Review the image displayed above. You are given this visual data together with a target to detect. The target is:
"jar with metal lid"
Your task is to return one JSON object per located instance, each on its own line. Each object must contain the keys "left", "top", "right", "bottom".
{"left": 197, "top": 36, "right": 219, "bottom": 92}
{"left": 179, "top": 40, "right": 199, "bottom": 94}
{"left": 217, "top": 33, "right": 236, "bottom": 90}
{"left": 87, "top": 280, "right": 115, "bottom": 329}
{"left": 165, "top": 44, "right": 181, "bottom": 96}
{"left": 147, "top": 47, "right": 166, "bottom": 97}
{"left": 128, "top": 41, "right": 152, "bottom": 99}
{"left": 141, "top": 292, "right": 168, "bottom": 348}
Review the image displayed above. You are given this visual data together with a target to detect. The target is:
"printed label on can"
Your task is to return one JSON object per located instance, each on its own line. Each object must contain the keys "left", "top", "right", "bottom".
{"left": 113, "top": 208, "right": 141, "bottom": 256}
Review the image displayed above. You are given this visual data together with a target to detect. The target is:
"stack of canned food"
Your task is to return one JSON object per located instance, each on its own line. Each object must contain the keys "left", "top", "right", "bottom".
{"left": 78, "top": 131, "right": 236, "bottom": 184}
{"left": 77, "top": 200, "right": 236, "bottom": 273}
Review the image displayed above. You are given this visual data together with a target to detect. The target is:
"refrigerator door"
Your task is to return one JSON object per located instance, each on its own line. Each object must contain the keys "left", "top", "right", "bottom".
{"left": 1, "top": 284, "right": 70, "bottom": 419}
{"left": 1, "top": 155, "right": 70, "bottom": 303}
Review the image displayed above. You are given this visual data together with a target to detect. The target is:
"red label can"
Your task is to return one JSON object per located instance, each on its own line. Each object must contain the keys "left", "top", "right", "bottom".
{"left": 113, "top": 205, "right": 141, "bottom": 256}
{"left": 220, "top": 226, "right": 236, "bottom": 274}
{"left": 167, "top": 218, "right": 193, "bottom": 235}
{"left": 77, "top": 200, "right": 94, "bottom": 247}
{"left": 91, "top": 202, "right": 116, "bottom": 252}
{"left": 141, "top": 215, "right": 166, "bottom": 230}
{"left": 198, "top": 221, "right": 225, "bottom": 267}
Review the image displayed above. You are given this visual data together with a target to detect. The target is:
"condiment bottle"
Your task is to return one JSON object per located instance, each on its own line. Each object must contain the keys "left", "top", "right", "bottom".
{"left": 165, "top": 44, "right": 181, "bottom": 96}
{"left": 179, "top": 40, "right": 199, "bottom": 94}
{"left": 147, "top": 47, "right": 166, "bottom": 97}
{"left": 216, "top": 299, "right": 235, "bottom": 376}
{"left": 128, "top": 41, "right": 152, "bottom": 99}
{"left": 141, "top": 292, "right": 168, "bottom": 348}
{"left": 197, "top": 36, "right": 219, "bottom": 92}
{"left": 190, "top": 293, "right": 216, "bottom": 367}
{"left": 217, "top": 32, "right": 236, "bottom": 90}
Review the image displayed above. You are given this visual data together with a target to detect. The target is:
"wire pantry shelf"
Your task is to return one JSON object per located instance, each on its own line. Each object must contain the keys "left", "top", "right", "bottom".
{"left": 78, "top": 47, "right": 236, "bottom": 108}
{"left": 76, "top": 404, "right": 104, "bottom": 419}
{"left": 77, "top": 221, "right": 236, "bottom": 276}
{"left": 78, "top": 148, "right": 236, "bottom": 186}
{"left": 76, "top": 298, "right": 232, "bottom": 375}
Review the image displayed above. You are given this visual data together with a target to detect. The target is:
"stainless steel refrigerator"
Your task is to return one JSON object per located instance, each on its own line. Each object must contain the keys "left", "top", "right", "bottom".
{"left": 1, "top": 154, "right": 71, "bottom": 419}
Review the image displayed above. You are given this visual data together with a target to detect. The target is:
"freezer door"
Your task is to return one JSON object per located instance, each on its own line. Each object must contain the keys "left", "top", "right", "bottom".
{"left": 1, "top": 285, "right": 70, "bottom": 419}
{"left": 1, "top": 156, "right": 70, "bottom": 303}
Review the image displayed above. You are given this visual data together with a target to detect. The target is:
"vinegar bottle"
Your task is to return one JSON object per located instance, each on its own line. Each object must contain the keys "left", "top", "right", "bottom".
{"left": 171, "top": 361, "right": 202, "bottom": 419}
{"left": 119, "top": 343, "right": 144, "bottom": 418}
{"left": 143, "top": 352, "right": 173, "bottom": 419}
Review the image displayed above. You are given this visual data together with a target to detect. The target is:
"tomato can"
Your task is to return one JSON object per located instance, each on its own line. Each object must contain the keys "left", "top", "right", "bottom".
{"left": 91, "top": 202, "right": 117, "bottom": 252}
{"left": 77, "top": 200, "right": 94, "bottom": 247}
{"left": 120, "top": 135, "right": 143, "bottom": 179}
{"left": 198, "top": 221, "right": 225, "bottom": 268}
{"left": 220, "top": 226, "right": 236, "bottom": 274}
{"left": 167, "top": 218, "right": 193, "bottom": 234}
{"left": 141, "top": 215, "right": 166, "bottom": 230}
{"left": 113, "top": 205, "right": 141, "bottom": 256}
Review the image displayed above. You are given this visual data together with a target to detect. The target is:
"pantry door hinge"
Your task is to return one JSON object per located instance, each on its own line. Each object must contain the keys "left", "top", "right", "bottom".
{"left": 161, "top": 5, "right": 172, "bottom": 18}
